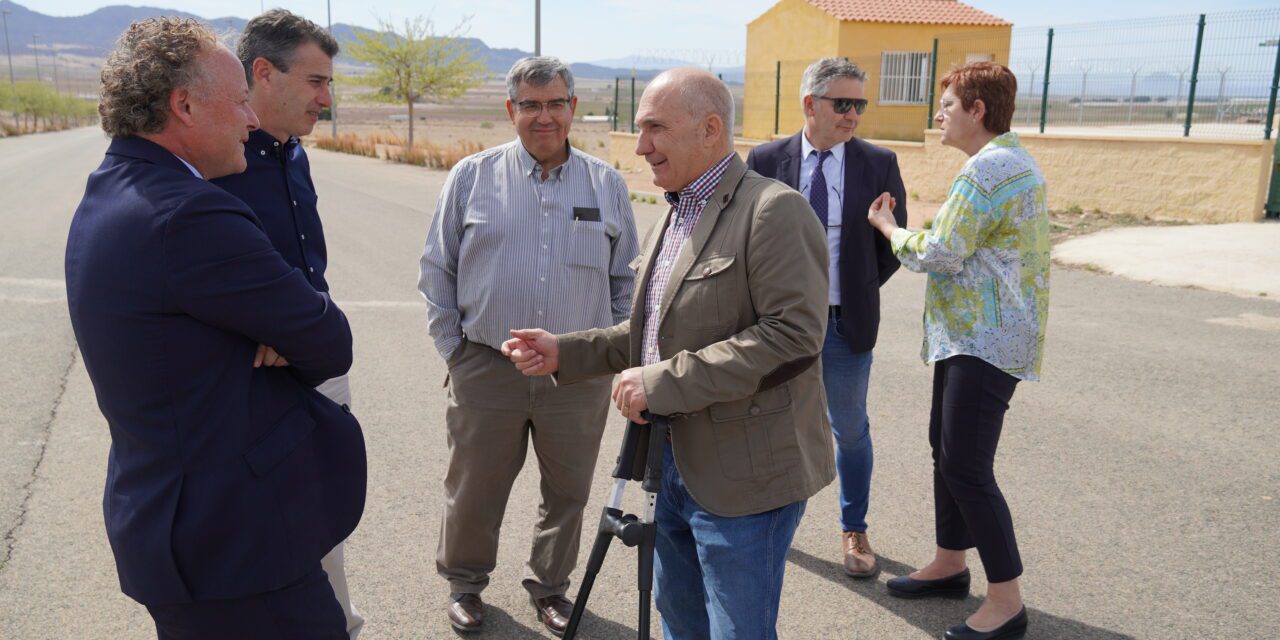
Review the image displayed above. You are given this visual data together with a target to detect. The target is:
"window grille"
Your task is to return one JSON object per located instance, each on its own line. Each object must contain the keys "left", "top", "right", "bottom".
{"left": 879, "top": 51, "right": 931, "bottom": 105}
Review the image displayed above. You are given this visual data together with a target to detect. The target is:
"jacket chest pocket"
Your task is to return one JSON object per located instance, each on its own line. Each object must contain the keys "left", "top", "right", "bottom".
{"left": 678, "top": 254, "right": 736, "bottom": 330}
{"left": 568, "top": 221, "right": 609, "bottom": 269}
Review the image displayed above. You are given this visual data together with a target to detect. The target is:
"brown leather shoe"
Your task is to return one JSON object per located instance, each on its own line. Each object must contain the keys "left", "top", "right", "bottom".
{"left": 447, "top": 592, "right": 484, "bottom": 632}
{"left": 531, "top": 594, "right": 573, "bottom": 637}
{"left": 842, "top": 530, "right": 880, "bottom": 578}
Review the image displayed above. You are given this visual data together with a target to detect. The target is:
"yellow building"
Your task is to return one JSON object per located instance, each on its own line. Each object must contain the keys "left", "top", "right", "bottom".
{"left": 745, "top": 0, "right": 1012, "bottom": 141}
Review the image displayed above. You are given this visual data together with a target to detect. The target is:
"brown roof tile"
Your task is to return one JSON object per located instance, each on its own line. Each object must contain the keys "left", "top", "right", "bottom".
{"left": 805, "top": 0, "right": 1011, "bottom": 26}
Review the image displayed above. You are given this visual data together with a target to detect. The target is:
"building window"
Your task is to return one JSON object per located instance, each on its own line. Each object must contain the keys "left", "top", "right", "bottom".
{"left": 879, "top": 51, "right": 931, "bottom": 105}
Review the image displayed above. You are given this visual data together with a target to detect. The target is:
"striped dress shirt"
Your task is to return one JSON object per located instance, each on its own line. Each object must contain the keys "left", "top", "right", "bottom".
{"left": 640, "top": 152, "right": 736, "bottom": 366}
{"left": 418, "top": 140, "right": 640, "bottom": 361}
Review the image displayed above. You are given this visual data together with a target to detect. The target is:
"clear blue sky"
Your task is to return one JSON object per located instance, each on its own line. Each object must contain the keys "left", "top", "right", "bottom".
{"left": 33, "top": 0, "right": 1280, "bottom": 63}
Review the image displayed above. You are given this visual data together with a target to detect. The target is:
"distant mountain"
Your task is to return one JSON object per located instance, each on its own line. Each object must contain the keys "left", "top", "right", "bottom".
{"left": 0, "top": 0, "right": 682, "bottom": 80}
{"left": 586, "top": 56, "right": 745, "bottom": 83}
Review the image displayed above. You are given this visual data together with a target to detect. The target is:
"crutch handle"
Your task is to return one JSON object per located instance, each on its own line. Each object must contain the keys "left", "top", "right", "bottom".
{"left": 641, "top": 414, "right": 669, "bottom": 493}
{"left": 611, "top": 420, "right": 646, "bottom": 480}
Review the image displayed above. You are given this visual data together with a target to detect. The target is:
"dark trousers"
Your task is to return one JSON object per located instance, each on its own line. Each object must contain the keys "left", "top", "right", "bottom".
{"left": 930, "top": 355, "right": 1023, "bottom": 583}
{"left": 146, "top": 566, "right": 346, "bottom": 640}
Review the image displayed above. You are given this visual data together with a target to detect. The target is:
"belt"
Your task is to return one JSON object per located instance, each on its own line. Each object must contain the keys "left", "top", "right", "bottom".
{"left": 829, "top": 305, "right": 841, "bottom": 318}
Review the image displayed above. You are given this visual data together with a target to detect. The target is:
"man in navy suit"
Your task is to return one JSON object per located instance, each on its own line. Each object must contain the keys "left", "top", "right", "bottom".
{"left": 65, "top": 17, "right": 364, "bottom": 639}
{"left": 746, "top": 57, "right": 908, "bottom": 579}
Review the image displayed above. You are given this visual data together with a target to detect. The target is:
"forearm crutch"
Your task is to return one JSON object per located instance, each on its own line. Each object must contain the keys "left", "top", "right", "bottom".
{"left": 562, "top": 412, "right": 669, "bottom": 640}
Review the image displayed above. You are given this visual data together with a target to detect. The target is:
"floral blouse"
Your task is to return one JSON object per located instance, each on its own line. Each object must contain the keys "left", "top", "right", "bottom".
{"left": 890, "top": 132, "right": 1049, "bottom": 381}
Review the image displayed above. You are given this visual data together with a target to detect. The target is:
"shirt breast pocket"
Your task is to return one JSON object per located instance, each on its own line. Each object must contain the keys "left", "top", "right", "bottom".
{"left": 679, "top": 253, "right": 736, "bottom": 330}
{"left": 569, "top": 221, "right": 609, "bottom": 269}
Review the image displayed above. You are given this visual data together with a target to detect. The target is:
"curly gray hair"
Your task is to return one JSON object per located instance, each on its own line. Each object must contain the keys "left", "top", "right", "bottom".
{"left": 98, "top": 17, "right": 219, "bottom": 138}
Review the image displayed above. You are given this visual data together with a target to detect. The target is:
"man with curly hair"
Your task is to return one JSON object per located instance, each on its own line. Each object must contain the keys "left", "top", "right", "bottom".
{"left": 65, "top": 17, "right": 364, "bottom": 639}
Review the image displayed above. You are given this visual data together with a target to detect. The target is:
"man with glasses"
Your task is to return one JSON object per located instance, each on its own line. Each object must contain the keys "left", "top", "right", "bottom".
{"left": 747, "top": 57, "right": 908, "bottom": 580}
{"left": 417, "top": 56, "right": 639, "bottom": 635}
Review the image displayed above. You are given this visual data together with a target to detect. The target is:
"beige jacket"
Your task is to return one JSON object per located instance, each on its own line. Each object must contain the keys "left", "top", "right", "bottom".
{"left": 557, "top": 156, "right": 834, "bottom": 517}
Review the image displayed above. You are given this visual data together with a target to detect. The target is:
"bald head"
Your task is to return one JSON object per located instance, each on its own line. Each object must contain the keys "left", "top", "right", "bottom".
{"left": 649, "top": 68, "right": 735, "bottom": 147}
{"left": 635, "top": 67, "right": 736, "bottom": 192}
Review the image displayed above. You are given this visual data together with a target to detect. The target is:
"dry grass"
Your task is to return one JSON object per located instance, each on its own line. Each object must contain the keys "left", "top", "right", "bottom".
{"left": 311, "top": 133, "right": 380, "bottom": 158}
{"left": 309, "top": 132, "right": 484, "bottom": 170}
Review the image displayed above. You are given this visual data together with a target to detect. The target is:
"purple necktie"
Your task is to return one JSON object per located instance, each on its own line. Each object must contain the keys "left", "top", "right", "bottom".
{"left": 809, "top": 150, "right": 832, "bottom": 227}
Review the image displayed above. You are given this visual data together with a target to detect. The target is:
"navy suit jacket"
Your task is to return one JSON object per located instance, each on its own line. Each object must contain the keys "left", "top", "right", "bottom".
{"left": 746, "top": 133, "right": 908, "bottom": 353}
{"left": 64, "top": 136, "right": 367, "bottom": 606}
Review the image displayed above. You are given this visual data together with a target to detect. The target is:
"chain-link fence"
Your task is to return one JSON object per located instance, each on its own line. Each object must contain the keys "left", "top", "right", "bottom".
{"left": 608, "top": 75, "right": 745, "bottom": 137}
{"left": 951, "top": 8, "right": 1280, "bottom": 140}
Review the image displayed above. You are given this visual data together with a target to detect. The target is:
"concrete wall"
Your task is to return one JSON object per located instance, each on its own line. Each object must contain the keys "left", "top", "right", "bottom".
{"left": 609, "top": 131, "right": 1273, "bottom": 222}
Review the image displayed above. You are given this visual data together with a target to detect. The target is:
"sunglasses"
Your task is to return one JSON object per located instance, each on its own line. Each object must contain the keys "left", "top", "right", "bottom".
{"left": 817, "top": 96, "right": 868, "bottom": 115}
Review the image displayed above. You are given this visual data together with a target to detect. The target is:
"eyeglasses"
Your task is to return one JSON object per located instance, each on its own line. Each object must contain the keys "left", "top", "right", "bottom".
{"left": 515, "top": 98, "right": 572, "bottom": 116}
{"left": 817, "top": 96, "right": 868, "bottom": 115}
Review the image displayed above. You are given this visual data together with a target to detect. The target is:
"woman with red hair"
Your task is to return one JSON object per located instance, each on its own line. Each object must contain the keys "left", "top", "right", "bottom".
{"left": 867, "top": 62, "right": 1049, "bottom": 640}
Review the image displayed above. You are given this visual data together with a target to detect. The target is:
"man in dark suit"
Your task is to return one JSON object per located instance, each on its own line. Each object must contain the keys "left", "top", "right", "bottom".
{"left": 64, "top": 17, "right": 364, "bottom": 639}
{"left": 746, "top": 57, "right": 908, "bottom": 579}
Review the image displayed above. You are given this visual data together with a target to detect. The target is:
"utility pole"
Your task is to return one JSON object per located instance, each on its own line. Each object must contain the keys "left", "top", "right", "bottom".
{"left": 31, "top": 33, "right": 40, "bottom": 82}
{"left": 327, "top": 0, "right": 337, "bottom": 138}
{"left": 534, "top": 0, "right": 540, "bottom": 56}
{"left": 51, "top": 51, "right": 61, "bottom": 95}
{"left": 2, "top": 9, "right": 14, "bottom": 88}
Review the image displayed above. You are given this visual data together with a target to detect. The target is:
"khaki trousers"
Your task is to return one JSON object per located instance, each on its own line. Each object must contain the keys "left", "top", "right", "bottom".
{"left": 437, "top": 341, "right": 610, "bottom": 598}
{"left": 315, "top": 373, "right": 364, "bottom": 639}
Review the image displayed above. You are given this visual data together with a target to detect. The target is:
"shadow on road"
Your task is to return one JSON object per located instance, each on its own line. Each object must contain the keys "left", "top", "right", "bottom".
{"left": 787, "top": 549, "right": 1134, "bottom": 640}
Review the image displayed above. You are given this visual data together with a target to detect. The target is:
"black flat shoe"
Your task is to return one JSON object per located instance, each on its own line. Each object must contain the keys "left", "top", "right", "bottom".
{"left": 885, "top": 568, "right": 970, "bottom": 599}
{"left": 945, "top": 606, "right": 1028, "bottom": 640}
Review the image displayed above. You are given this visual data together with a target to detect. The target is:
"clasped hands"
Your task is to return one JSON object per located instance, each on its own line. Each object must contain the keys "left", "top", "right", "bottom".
{"left": 501, "top": 329, "right": 649, "bottom": 424}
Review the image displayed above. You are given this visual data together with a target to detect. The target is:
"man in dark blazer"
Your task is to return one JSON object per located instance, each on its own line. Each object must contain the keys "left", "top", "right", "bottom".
{"left": 64, "top": 18, "right": 364, "bottom": 639}
{"left": 746, "top": 57, "right": 908, "bottom": 579}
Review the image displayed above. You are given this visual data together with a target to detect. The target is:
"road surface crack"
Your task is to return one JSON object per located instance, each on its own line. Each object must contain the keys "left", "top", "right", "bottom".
{"left": 0, "top": 347, "right": 78, "bottom": 572}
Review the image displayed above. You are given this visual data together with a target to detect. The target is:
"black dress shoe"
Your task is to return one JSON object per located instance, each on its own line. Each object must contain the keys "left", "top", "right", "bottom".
{"left": 885, "top": 568, "right": 970, "bottom": 599}
{"left": 945, "top": 606, "right": 1028, "bottom": 640}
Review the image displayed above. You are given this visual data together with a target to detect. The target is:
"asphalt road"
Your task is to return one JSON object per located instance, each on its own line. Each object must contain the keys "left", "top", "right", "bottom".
{"left": 0, "top": 127, "right": 1277, "bottom": 639}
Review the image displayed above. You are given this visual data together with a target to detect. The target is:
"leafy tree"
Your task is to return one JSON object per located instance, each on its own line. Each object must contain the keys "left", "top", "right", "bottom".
{"left": 345, "top": 15, "right": 486, "bottom": 147}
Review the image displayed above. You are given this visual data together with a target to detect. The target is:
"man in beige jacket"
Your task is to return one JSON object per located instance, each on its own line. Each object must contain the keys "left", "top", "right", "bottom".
{"left": 502, "top": 68, "right": 834, "bottom": 639}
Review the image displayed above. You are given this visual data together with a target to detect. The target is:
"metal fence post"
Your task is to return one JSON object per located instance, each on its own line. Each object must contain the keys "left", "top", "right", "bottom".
{"left": 927, "top": 38, "right": 939, "bottom": 130}
{"left": 1184, "top": 14, "right": 1206, "bottom": 137}
{"left": 613, "top": 77, "right": 620, "bottom": 132}
{"left": 630, "top": 76, "right": 637, "bottom": 134}
{"left": 774, "top": 60, "right": 781, "bottom": 136}
{"left": 1265, "top": 37, "right": 1280, "bottom": 140}
{"left": 1039, "top": 28, "right": 1053, "bottom": 134}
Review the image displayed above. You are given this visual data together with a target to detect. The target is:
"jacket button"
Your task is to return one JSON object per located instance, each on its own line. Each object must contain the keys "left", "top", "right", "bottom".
{"left": 749, "top": 405, "right": 761, "bottom": 416}
{"left": 702, "top": 266, "right": 712, "bottom": 275}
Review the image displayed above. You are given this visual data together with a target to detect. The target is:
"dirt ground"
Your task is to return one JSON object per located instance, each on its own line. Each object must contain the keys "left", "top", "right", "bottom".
{"left": 315, "top": 75, "right": 624, "bottom": 159}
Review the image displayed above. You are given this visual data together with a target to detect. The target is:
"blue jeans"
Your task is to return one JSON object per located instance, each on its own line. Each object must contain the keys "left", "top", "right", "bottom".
{"left": 653, "top": 444, "right": 806, "bottom": 640}
{"left": 821, "top": 319, "right": 874, "bottom": 533}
